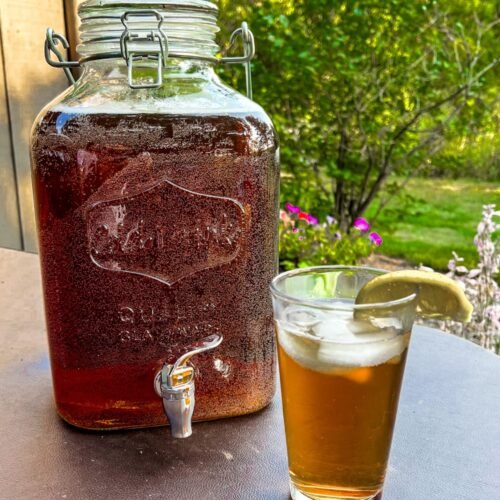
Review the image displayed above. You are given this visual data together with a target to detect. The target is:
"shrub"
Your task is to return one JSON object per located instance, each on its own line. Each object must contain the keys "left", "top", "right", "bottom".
{"left": 431, "top": 205, "right": 499, "bottom": 353}
{"left": 279, "top": 204, "right": 381, "bottom": 271}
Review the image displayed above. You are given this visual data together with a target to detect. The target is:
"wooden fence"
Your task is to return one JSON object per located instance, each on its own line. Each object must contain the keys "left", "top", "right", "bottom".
{"left": 0, "top": 0, "right": 79, "bottom": 251}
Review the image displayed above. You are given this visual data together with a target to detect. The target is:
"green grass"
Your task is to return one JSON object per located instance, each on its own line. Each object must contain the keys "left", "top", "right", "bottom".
{"left": 365, "top": 178, "right": 500, "bottom": 271}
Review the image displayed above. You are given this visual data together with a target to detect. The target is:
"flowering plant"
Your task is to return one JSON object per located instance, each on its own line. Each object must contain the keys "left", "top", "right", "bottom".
{"left": 279, "top": 205, "right": 382, "bottom": 271}
{"left": 430, "top": 205, "right": 499, "bottom": 353}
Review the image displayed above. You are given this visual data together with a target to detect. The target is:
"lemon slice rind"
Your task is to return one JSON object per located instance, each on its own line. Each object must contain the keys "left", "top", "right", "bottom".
{"left": 355, "top": 270, "right": 473, "bottom": 322}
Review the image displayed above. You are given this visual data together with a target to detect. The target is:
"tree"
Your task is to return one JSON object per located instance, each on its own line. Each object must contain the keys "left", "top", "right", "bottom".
{"left": 219, "top": 0, "right": 499, "bottom": 230}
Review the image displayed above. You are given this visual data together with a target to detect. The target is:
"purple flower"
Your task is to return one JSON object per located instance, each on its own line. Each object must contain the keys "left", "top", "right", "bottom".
{"left": 354, "top": 218, "right": 370, "bottom": 232}
{"left": 306, "top": 214, "right": 319, "bottom": 225}
{"left": 326, "top": 215, "right": 336, "bottom": 225}
{"left": 297, "top": 211, "right": 319, "bottom": 225}
{"left": 293, "top": 228, "right": 299, "bottom": 234}
{"left": 369, "top": 232, "right": 383, "bottom": 246}
{"left": 285, "top": 202, "right": 301, "bottom": 214}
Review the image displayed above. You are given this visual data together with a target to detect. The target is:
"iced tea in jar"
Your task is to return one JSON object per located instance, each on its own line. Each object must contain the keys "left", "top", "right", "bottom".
{"left": 31, "top": 0, "right": 279, "bottom": 433}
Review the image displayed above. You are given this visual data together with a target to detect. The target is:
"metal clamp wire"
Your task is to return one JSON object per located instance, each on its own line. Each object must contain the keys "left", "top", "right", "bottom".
{"left": 44, "top": 14, "right": 256, "bottom": 97}
{"left": 45, "top": 29, "right": 79, "bottom": 85}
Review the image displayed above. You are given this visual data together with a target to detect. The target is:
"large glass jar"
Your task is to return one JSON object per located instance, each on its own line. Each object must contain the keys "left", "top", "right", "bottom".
{"left": 30, "top": 0, "right": 279, "bottom": 431}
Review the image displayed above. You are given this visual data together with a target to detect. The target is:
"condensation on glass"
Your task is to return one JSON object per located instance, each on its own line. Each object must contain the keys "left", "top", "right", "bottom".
{"left": 30, "top": 0, "right": 280, "bottom": 433}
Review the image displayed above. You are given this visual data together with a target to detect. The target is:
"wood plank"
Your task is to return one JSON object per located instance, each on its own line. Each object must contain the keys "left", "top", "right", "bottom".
{"left": 1, "top": 0, "right": 69, "bottom": 252}
{"left": 0, "top": 23, "right": 22, "bottom": 250}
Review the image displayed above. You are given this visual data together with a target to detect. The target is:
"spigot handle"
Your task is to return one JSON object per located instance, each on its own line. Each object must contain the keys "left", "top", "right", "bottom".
{"left": 154, "top": 334, "right": 223, "bottom": 438}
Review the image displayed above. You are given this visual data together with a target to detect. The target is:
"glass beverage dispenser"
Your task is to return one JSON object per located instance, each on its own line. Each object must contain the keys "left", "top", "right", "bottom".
{"left": 31, "top": 0, "right": 279, "bottom": 437}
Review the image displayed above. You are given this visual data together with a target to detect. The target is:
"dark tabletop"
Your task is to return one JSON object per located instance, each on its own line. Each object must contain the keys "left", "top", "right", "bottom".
{"left": 1, "top": 248, "right": 499, "bottom": 500}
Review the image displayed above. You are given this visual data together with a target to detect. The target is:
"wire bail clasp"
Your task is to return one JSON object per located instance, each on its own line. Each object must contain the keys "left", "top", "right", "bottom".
{"left": 222, "top": 22, "right": 256, "bottom": 100}
{"left": 119, "top": 10, "right": 169, "bottom": 89}
{"left": 44, "top": 16, "right": 257, "bottom": 97}
{"left": 44, "top": 28, "right": 80, "bottom": 85}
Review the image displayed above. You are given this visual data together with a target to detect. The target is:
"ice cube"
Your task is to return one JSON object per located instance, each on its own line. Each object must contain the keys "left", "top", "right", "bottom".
{"left": 277, "top": 323, "right": 320, "bottom": 370}
{"left": 317, "top": 331, "right": 409, "bottom": 369}
{"left": 315, "top": 313, "right": 408, "bottom": 368}
{"left": 284, "top": 306, "right": 325, "bottom": 331}
{"left": 278, "top": 306, "right": 410, "bottom": 372}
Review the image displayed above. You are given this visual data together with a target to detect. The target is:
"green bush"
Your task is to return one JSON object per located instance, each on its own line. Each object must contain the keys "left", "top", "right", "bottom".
{"left": 279, "top": 204, "right": 380, "bottom": 271}
{"left": 219, "top": 0, "right": 499, "bottom": 229}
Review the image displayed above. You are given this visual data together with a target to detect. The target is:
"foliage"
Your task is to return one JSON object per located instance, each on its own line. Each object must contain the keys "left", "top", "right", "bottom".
{"left": 426, "top": 132, "right": 499, "bottom": 181}
{"left": 219, "top": 1, "right": 499, "bottom": 229}
{"left": 430, "top": 205, "right": 499, "bottom": 353}
{"left": 279, "top": 205, "right": 378, "bottom": 271}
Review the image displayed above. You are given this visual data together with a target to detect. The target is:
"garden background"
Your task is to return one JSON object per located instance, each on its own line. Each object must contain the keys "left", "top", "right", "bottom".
{"left": 0, "top": 0, "right": 498, "bottom": 349}
{"left": 219, "top": 0, "right": 499, "bottom": 350}
{"left": 218, "top": 0, "right": 498, "bottom": 269}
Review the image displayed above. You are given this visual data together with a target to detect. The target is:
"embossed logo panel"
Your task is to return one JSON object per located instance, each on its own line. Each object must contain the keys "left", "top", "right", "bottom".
{"left": 86, "top": 178, "right": 245, "bottom": 285}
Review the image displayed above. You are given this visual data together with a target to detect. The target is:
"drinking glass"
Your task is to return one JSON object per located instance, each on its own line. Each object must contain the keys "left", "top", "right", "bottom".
{"left": 271, "top": 266, "right": 418, "bottom": 500}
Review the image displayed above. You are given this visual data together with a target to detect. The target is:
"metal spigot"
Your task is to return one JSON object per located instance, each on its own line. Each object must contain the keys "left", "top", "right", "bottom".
{"left": 154, "top": 334, "right": 223, "bottom": 438}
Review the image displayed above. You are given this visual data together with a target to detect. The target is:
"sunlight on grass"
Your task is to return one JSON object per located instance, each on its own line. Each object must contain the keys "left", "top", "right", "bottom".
{"left": 366, "top": 178, "right": 499, "bottom": 271}
{"left": 439, "top": 183, "right": 465, "bottom": 191}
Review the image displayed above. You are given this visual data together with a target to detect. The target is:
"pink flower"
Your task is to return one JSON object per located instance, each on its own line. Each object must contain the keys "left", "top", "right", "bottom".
{"left": 306, "top": 214, "right": 319, "bottom": 225}
{"left": 298, "top": 211, "right": 318, "bottom": 225}
{"left": 354, "top": 218, "right": 370, "bottom": 232}
{"left": 369, "top": 232, "right": 383, "bottom": 246}
{"left": 280, "top": 210, "right": 293, "bottom": 228}
{"left": 285, "top": 202, "right": 301, "bottom": 214}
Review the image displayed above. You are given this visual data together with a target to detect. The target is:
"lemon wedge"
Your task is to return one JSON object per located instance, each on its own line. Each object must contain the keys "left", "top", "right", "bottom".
{"left": 355, "top": 270, "right": 473, "bottom": 322}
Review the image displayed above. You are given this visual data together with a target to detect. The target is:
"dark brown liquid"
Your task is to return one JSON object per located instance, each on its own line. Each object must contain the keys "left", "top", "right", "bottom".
{"left": 31, "top": 110, "right": 279, "bottom": 429}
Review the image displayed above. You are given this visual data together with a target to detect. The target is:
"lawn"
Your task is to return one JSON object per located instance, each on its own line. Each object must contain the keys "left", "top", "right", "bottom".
{"left": 365, "top": 178, "right": 500, "bottom": 271}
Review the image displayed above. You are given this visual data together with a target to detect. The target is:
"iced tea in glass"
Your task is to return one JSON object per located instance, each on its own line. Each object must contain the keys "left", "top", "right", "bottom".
{"left": 271, "top": 267, "right": 418, "bottom": 500}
